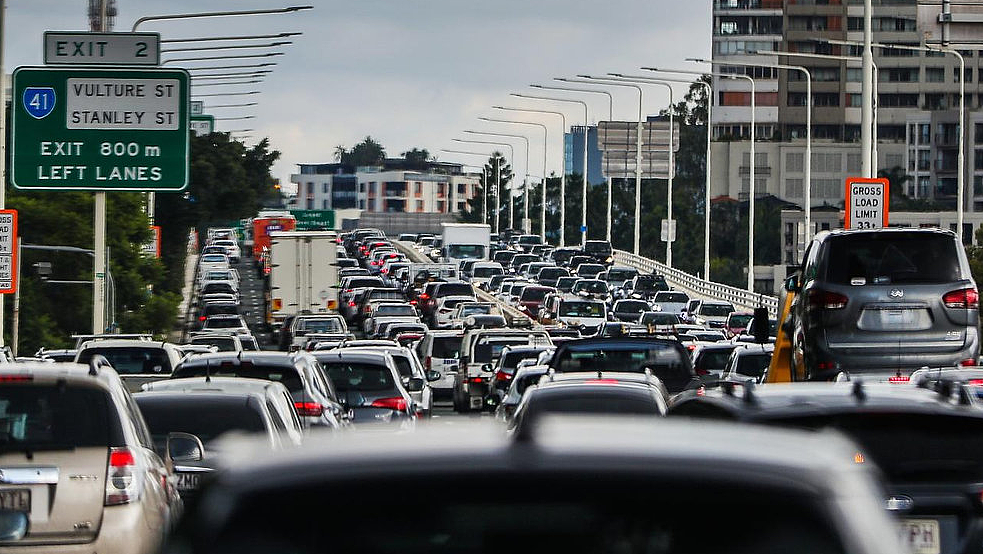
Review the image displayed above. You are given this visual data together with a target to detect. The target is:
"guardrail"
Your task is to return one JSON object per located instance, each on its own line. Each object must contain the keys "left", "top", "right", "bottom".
{"left": 613, "top": 250, "right": 780, "bottom": 316}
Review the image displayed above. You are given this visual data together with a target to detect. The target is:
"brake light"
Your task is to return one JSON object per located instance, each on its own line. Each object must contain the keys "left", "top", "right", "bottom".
{"left": 961, "top": 358, "right": 978, "bottom": 367}
{"left": 469, "top": 377, "right": 484, "bottom": 384}
{"left": 370, "top": 397, "right": 408, "bottom": 411}
{"left": 410, "top": 300, "right": 418, "bottom": 305}
{"left": 199, "top": 316, "right": 207, "bottom": 321}
{"left": 419, "top": 293, "right": 429, "bottom": 301}
{"left": 969, "top": 379, "right": 983, "bottom": 386}
{"left": 424, "top": 356, "right": 432, "bottom": 370}
{"left": 381, "top": 269, "right": 388, "bottom": 274}
{"left": 105, "top": 447, "right": 141, "bottom": 506}
{"left": 294, "top": 402, "right": 324, "bottom": 417}
{"left": 888, "top": 375, "right": 910, "bottom": 383}
{"left": 586, "top": 379, "right": 620, "bottom": 384}
{"left": 495, "top": 370, "right": 511, "bottom": 382}
{"left": 817, "top": 361, "right": 836, "bottom": 371}
{"left": 808, "top": 289, "right": 848, "bottom": 310}
{"left": 348, "top": 301, "right": 356, "bottom": 307}
{"left": 0, "top": 375, "right": 32, "bottom": 382}
{"left": 943, "top": 287, "right": 979, "bottom": 309}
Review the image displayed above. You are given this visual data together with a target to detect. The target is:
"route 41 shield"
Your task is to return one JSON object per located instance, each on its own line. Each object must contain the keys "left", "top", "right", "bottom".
{"left": 23, "top": 87, "right": 55, "bottom": 119}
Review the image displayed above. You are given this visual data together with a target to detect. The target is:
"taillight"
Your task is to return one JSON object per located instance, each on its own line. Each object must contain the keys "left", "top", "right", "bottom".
{"left": 419, "top": 293, "right": 429, "bottom": 300}
{"left": 424, "top": 356, "right": 432, "bottom": 370}
{"left": 0, "top": 375, "right": 32, "bottom": 382}
{"left": 888, "top": 375, "right": 910, "bottom": 383}
{"left": 469, "top": 377, "right": 484, "bottom": 384}
{"left": 943, "top": 287, "right": 979, "bottom": 309}
{"left": 198, "top": 316, "right": 207, "bottom": 321}
{"left": 370, "top": 397, "right": 407, "bottom": 411}
{"left": 105, "top": 447, "right": 141, "bottom": 506}
{"left": 969, "top": 379, "right": 983, "bottom": 385}
{"left": 694, "top": 367, "right": 709, "bottom": 376}
{"left": 961, "top": 358, "right": 977, "bottom": 367}
{"left": 348, "top": 301, "right": 356, "bottom": 307}
{"left": 808, "top": 289, "right": 848, "bottom": 310}
{"left": 586, "top": 378, "right": 620, "bottom": 384}
{"left": 294, "top": 402, "right": 324, "bottom": 417}
{"left": 495, "top": 370, "right": 511, "bottom": 382}
{"left": 817, "top": 361, "right": 836, "bottom": 371}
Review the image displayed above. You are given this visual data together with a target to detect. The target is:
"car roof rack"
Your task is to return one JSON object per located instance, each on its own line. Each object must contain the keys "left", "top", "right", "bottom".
{"left": 87, "top": 354, "right": 113, "bottom": 376}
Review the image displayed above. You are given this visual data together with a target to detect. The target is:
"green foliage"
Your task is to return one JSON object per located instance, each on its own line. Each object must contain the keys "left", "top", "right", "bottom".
{"left": 334, "top": 136, "right": 386, "bottom": 167}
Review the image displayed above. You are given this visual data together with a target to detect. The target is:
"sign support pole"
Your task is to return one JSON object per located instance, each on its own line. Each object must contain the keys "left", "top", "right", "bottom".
{"left": 11, "top": 237, "right": 19, "bottom": 356}
{"left": 92, "top": 0, "right": 108, "bottom": 334}
{"left": 0, "top": 0, "right": 8, "bottom": 345}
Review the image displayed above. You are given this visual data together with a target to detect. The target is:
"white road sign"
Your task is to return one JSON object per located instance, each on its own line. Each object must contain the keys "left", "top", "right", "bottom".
{"left": 66, "top": 78, "right": 181, "bottom": 130}
{"left": 661, "top": 219, "right": 677, "bottom": 242}
{"left": 0, "top": 210, "right": 18, "bottom": 293}
{"left": 844, "top": 177, "right": 890, "bottom": 230}
{"left": 44, "top": 32, "right": 160, "bottom": 66}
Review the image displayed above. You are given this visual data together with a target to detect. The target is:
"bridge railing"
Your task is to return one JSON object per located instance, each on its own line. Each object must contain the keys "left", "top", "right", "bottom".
{"left": 613, "top": 250, "right": 780, "bottom": 316}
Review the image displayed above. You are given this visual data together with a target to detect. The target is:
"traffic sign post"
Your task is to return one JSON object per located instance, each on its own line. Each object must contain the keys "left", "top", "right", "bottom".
{"left": 660, "top": 219, "right": 677, "bottom": 242}
{"left": 44, "top": 32, "right": 161, "bottom": 66}
{"left": 0, "top": 211, "right": 18, "bottom": 294}
{"left": 11, "top": 67, "right": 190, "bottom": 191}
{"left": 844, "top": 177, "right": 890, "bottom": 229}
{"left": 190, "top": 100, "right": 204, "bottom": 116}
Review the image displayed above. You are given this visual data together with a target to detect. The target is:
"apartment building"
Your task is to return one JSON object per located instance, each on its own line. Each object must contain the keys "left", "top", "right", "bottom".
{"left": 711, "top": 0, "right": 983, "bottom": 210}
{"left": 289, "top": 161, "right": 481, "bottom": 215}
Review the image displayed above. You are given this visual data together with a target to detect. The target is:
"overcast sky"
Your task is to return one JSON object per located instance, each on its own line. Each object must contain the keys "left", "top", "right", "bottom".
{"left": 5, "top": 0, "right": 711, "bottom": 192}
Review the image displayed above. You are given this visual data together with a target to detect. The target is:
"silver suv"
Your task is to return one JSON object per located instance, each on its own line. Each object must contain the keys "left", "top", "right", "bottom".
{"left": 0, "top": 359, "right": 182, "bottom": 553}
{"left": 786, "top": 228, "right": 980, "bottom": 380}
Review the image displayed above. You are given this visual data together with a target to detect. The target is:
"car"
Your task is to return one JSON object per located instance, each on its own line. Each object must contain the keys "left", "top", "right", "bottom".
{"left": 723, "top": 311, "right": 754, "bottom": 338}
{"left": 554, "top": 275, "right": 579, "bottom": 293}
{"left": 312, "top": 349, "right": 418, "bottom": 425}
{"left": 421, "top": 281, "right": 475, "bottom": 321}
{"left": 470, "top": 261, "right": 505, "bottom": 288}
{"left": 200, "top": 314, "right": 250, "bottom": 336}
{"left": 415, "top": 330, "right": 464, "bottom": 400}
{"left": 198, "top": 280, "right": 238, "bottom": 299}
{"left": 193, "top": 300, "right": 241, "bottom": 331}
{"left": 170, "top": 351, "right": 348, "bottom": 429}
{"left": 582, "top": 239, "right": 614, "bottom": 263}
{"left": 720, "top": 344, "right": 774, "bottom": 383}
{"left": 432, "top": 295, "right": 481, "bottom": 329}
{"left": 361, "top": 302, "right": 420, "bottom": 336}
{"left": 0, "top": 360, "right": 182, "bottom": 553}
{"left": 689, "top": 300, "right": 735, "bottom": 328}
{"left": 334, "top": 346, "right": 441, "bottom": 418}
{"left": 383, "top": 322, "right": 429, "bottom": 340}
{"left": 198, "top": 252, "right": 230, "bottom": 273}
{"left": 651, "top": 291, "right": 690, "bottom": 314}
{"left": 188, "top": 333, "right": 244, "bottom": 353}
{"left": 670, "top": 381, "right": 983, "bottom": 554}
{"left": 508, "top": 379, "right": 667, "bottom": 433}
{"left": 637, "top": 311, "right": 681, "bottom": 333}
{"left": 602, "top": 266, "right": 638, "bottom": 289}
{"left": 289, "top": 314, "right": 348, "bottom": 349}
{"left": 75, "top": 339, "right": 187, "bottom": 391}
{"left": 516, "top": 285, "right": 554, "bottom": 316}
{"left": 548, "top": 336, "right": 698, "bottom": 394}
{"left": 397, "top": 233, "right": 417, "bottom": 242}
{"left": 610, "top": 299, "right": 651, "bottom": 323}
{"left": 570, "top": 278, "right": 609, "bottom": 300}
{"left": 690, "top": 342, "right": 743, "bottom": 379}
{"left": 543, "top": 295, "right": 607, "bottom": 334}
{"left": 483, "top": 344, "right": 553, "bottom": 405}
{"left": 134, "top": 387, "right": 302, "bottom": 500}
{"left": 623, "top": 273, "right": 669, "bottom": 300}
{"left": 508, "top": 253, "right": 540, "bottom": 273}
{"left": 455, "top": 328, "right": 553, "bottom": 412}
{"left": 786, "top": 227, "right": 980, "bottom": 381}
{"left": 494, "top": 364, "right": 549, "bottom": 422}
{"left": 210, "top": 239, "right": 241, "bottom": 263}
{"left": 461, "top": 314, "right": 508, "bottom": 330}
{"left": 573, "top": 263, "right": 606, "bottom": 279}
{"left": 536, "top": 266, "right": 570, "bottom": 287}
{"left": 449, "top": 302, "right": 499, "bottom": 327}
{"left": 522, "top": 262, "right": 554, "bottom": 281}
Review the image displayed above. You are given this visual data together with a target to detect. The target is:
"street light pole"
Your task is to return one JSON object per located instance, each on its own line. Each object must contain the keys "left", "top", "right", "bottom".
{"left": 464, "top": 130, "right": 530, "bottom": 233}
{"left": 478, "top": 118, "right": 548, "bottom": 236}
{"left": 132, "top": 6, "right": 313, "bottom": 31}
{"left": 442, "top": 149, "right": 497, "bottom": 225}
{"left": 497, "top": 105, "right": 567, "bottom": 245}
{"left": 512, "top": 93, "right": 588, "bottom": 245}
{"left": 453, "top": 139, "right": 515, "bottom": 234}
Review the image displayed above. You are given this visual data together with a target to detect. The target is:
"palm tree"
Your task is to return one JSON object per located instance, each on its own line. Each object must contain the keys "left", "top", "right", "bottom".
{"left": 333, "top": 145, "right": 347, "bottom": 162}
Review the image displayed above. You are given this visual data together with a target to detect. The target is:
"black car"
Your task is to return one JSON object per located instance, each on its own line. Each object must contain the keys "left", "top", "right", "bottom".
{"left": 582, "top": 240, "right": 613, "bottom": 264}
{"left": 610, "top": 299, "right": 651, "bottom": 323}
{"left": 548, "top": 337, "right": 697, "bottom": 394}
{"left": 167, "top": 418, "right": 901, "bottom": 554}
{"left": 485, "top": 345, "right": 551, "bottom": 403}
{"left": 670, "top": 381, "right": 983, "bottom": 554}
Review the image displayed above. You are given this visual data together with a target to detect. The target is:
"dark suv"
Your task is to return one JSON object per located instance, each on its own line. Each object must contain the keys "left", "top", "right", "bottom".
{"left": 786, "top": 228, "right": 980, "bottom": 380}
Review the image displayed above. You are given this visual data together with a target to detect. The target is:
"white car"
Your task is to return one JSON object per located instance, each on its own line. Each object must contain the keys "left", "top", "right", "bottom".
{"left": 652, "top": 291, "right": 690, "bottom": 315}
{"left": 554, "top": 296, "right": 608, "bottom": 335}
{"left": 200, "top": 314, "right": 250, "bottom": 336}
{"left": 414, "top": 330, "right": 465, "bottom": 400}
{"left": 198, "top": 253, "right": 230, "bottom": 274}
{"left": 433, "top": 295, "right": 483, "bottom": 329}
{"left": 197, "top": 268, "right": 240, "bottom": 288}
{"left": 470, "top": 262, "right": 505, "bottom": 288}
{"left": 692, "top": 300, "right": 737, "bottom": 329}
{"left": 211, "top": 239, "right": 241, "bottom": 263}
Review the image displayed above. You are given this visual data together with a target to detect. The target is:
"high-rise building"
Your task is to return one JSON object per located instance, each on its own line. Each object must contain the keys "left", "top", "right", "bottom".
{"left": 710, "top": 0, "right": 983, "bottom": 214}
{"left": 564, "top": 126, "right": 605, "bottom": 186}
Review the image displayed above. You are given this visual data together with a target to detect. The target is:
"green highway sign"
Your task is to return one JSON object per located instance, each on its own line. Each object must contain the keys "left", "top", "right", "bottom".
{"left": 290, "top": 209, "right": 335, "bottom": 230}
{"left": 11, "top": 66, "right": 190, "bottom": 191}
{"left": 190, "top": 115, "right": 214, "bottom": 136}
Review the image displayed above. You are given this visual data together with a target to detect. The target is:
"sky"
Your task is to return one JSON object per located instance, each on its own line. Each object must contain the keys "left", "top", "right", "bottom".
{"left": 4, "top": 0, "right": 711, "bottom": 193}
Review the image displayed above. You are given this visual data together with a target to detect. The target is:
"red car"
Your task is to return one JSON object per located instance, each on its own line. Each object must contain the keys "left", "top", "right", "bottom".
{"left": 723, "top": 312, "right": 754, "bottom": 338}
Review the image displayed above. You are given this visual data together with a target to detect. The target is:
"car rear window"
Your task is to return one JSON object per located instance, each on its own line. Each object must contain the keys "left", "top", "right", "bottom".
{"left": 436, "top": 284, "right": 474, "bottom": 297}
{"left": 640, "top": 313, "right": 680, "bottom": 325}
{"left": 321, "top": 362, "right": 395, "bottom": 392}
{"left": 695, "top": 348, "right": 736, "bottom": 372}
{"left": 205, "top": 318, "right": 244, "bottom": 329}
{"left": 607, "top": 269, "right": 637, "bottom": 281}
{"left": 474, "top": 266, "right": 503, "bottom": 278}
{"left": 521, "top": 288, "right": 549, "bottom": 301}
{"left": 136, "top": 397, "right": 266, "bottom": 447}
{"left": 825, "top": 233, "right": 962, "bottom": 285}
{"left": 431, "top": 336, "right": 463, "bottom": 358}
{"left": 204, "top": 304, "right": 239, "bottom": 316}
{"left": 190, "top": 337, "right": 237, "bottom": 352}
{"left": 172, "top": 363, "right": 304, "bottom": 394}
{"left": 346, "top": 278, "right": 384, "bottom": 289}
{"left": 298, "top": 318, "right": 345, "bottom": 333}
{"left": 734, "top": 353, "right": 771, "bottom": 378}
{"left": 554, "top": 343, "right": 685, "bottom": 374}
{"left": 616, "top": 301, "right": 649, "bottom": 313}
{"left": 0, "top": 384, "right": 122, "bottom": 449}
{"left": 727, "top": 314, "right": 753, "bottom": 327}
{"left": 655, "top": 292, "right": 688, "bottom": 303}
{"left": 78, "top": 347, "right": 173, "bottom": 375}
{"left": 528, "top": 391, "right": 660, "bottom": 416}
{"left": 699, "top": 304, "right": 734, "bottom": 317}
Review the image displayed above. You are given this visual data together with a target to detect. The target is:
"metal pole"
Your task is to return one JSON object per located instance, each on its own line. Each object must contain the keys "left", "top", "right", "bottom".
{"left": 748, "top": 75, "right": 756, "bottom": 292}
{"left": 805, "top": 69, "right": 812, "bottom": 245}
{"left": 495, "top": 159, "right": 501, "bottom": 234}
{"left": 93, "top": 0, "right": 109, "bottom": 334}
{"left": 861, "top": 0, "right": 873, "bottom": 178}
{"left": 581, "top": 105, "right": 589, "bottom": 245}
{"left": 872, "top": 61, "right": 878, "bottom": 174}
{"left": 956, "top": 51, "right": 966, "bottom": 234}
{"left": 11, "top": 238, "right": 19, "bottom": 357}
{"left": 0, "top": 0, "right": 7, "bottom": 345}
{"left": 666, "top": 89, "right": 675, "bottom": 267}
{"left": 132, "top": 6, "right": 312, "bottom": 31}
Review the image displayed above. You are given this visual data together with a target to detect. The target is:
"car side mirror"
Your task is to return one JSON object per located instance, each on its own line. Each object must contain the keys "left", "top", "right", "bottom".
{"left": 167, "top": 432, "right": 204, "bottom": 464}
{"left": 784, "top": 274, "right": 801, "bottom": 293}
{"left": 406, "top": 377, "right": 425, "bottom": 392}
{"left": 481, "top": 363, "right": 493, "bottom": 372}
{"left": 426, "top": 370, "right": 442, "bottom": 382}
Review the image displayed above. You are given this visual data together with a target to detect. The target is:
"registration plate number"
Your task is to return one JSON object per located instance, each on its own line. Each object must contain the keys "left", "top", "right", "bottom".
{"left": 176, "top": 473, "right": 201, "bottom": 491}
{"left": 900, "top": 519, "right": 940, "bottom": 554}
{"left": 0, "top": 489, "right": 30, "bottom": 512}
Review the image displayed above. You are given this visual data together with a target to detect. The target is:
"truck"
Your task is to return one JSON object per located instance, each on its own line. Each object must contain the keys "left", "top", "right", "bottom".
{"left": 252, "top": 212, "right": 297, "bottom": 260}
{"left": 267, "top": 230, "right": 339, "bottom": 333}
{"left": 440, "top": 223, "right": 491, "bottom": 267}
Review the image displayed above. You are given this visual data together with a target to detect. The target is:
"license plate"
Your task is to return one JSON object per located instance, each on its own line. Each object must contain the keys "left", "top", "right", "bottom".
{"left": 176, "top": 473, "right": 201, "bottom": 492}
{"left": 900, "top": 519, "right": 940, "bottom": 554}
{"left": 0, "top": 489, "right": 30, "bottom": 512}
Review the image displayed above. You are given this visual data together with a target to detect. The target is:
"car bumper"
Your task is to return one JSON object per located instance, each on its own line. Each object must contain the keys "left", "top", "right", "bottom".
{"left": 812, "top": 333, "right": 980, "bottom": 376}
{"left": 8, "top": 501, "right": 167, "bottom": 554}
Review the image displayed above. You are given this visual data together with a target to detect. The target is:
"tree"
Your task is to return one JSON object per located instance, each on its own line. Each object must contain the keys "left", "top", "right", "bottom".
{"left": 401, "top": 148, "right": 431, "bottom": 169}
{"left": 479, "top": 152, "right": 513, "bottom": 229}
{"left": 334, "top": 136, "right": 386, "bottom": 168}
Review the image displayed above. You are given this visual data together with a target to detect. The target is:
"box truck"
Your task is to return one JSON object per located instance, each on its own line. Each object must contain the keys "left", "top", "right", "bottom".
{"left": 441, "top": 223, "right": 491, "bottom": 266}
{"left": 267, "top": 231, "right": 338, "bottom": 331}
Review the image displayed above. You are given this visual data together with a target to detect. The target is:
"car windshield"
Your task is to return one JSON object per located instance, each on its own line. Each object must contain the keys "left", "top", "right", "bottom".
{"left": 78, "top": 347, "right": 173, "bottom": 375}
{"left": 431, "top": 336, "right": 463, "bottom": 358}
{"left": 190, "top": 337, "right": 237, "bottom": 352}
{"left": 560, "top": 301, "right": 605, "bottom": 318}
{"left": 376, "top": 306, "right": 417, "bottom": 317}
{"left": 574, "top": 281, "right": 607, "bottom": 293}
{"left": 695, "top": 348, "right": 736, "bottom": 371}
{"left": 205, "top": 317, "right": 244, "bottom": 329}
{"left": 616, "top": 301, "right": 649, "bottom": 313}
{"left": 521, "top": 288, "right": 549, "bottom": 301}
{"left": 206, "top": 271, "right": 233, "bottom": 280}
{"left": 299, "top": 318, "right": 345, "bottom": 333}
{"left": 204, "top": 304, "right": 238, "bottom": 317}
{"left": 734, "top": 353, "right": 771, "bottom": 378}
{"left": 728, "top": 314, "right": 754, "bottom": 327}
{"left": 137, "top": 398, "right": 266, "bottom": 447}
{"left": 473, "top": 266, "right": 503, "bottom": 278}
{"left": 172, "top": 363, "right": 304, "bottom": 394}
{"left": 700, "top": 304, "right": 735, "bottom": 317}
{"left": 0, "top": 385, "right": 117, "bottom": 450}
{"left": 460, "top": 305, "right": 492, "bottom": 317}
{"left": 825, "top": 233, "right": 962, "bottom": 285}
{"left": 554, "top": 343, "right": 686, "bottom": 374}
{"left": 607, "top": 269, "right": 637, "bottom": 281}
{"left": 201, "top": 254, "right": 226, "bottom": 263}
{"left": 584, "top": 241, "right": 611, "bottom": 253}
{"left": 321, "top": 362, "right": 395, "bottom": 392}
{"left": 529, "top": 392, "right": 660, "bottom": 416}
{"left": 655, "top": 292, "right": 688, "bottom": 303}
{"left": 448, "top": 244, "right": 485, "bottom": 258}
{"left": 640, "top": 313, "right": 679, "bottom": 325}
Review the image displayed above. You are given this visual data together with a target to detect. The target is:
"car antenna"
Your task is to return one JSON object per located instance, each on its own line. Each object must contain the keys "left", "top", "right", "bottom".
{"left": 851, "top": 380, "right": 866, "bottom": 402}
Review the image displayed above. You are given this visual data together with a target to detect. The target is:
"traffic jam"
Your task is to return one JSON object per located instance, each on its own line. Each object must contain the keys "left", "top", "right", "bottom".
{"left": 2, "top": 214, "right": 983, "bottom": 554}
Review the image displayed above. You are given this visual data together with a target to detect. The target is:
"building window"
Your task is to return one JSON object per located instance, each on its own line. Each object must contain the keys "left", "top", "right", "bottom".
{"left": 955, "top": 68, "right": 974, "bottom": 83}
{"left": 322, "top": 199, "right": 329, "bottom": 209}
{"left": 926, "top": 67, "right": 945, "bottom": 82}
{"left": 786, "top": 152, "right": 804, "bottom": 172}
{"left": 814, "top": 178, "right": 841, "bottom": 200}
{"left": 975, "top": 149, "right": 983, "bottom": 171}
{"left": 785, "top": 178, "right": 803, "bottom": 198}
{"left": 811, "top": 67, "right": 840, "bottom": 82}
{"left": 416, "top": 200, "right": 424, "bottom": 211}
{"left": 813, "top": 92, "right": 840, "bottom": 107}
{"left": 414, "top": 183, "right": 422, "bottom": 194}
{"left": 845, "top": 68, "right": 862, "bottom": 82}
{"left": 787, "top": 92, "right": 807, "bottom": 106}
{"left": 457, "top": 183, "right": 466, "bottom": 194}
{"left": 322, "top": 183, "right": 329, "bottom": 194}
{"left": 879, "top": 93, "right": 919, "bottom": 108}
{"left": 811, "top": 152, "right": 842, "bottom": 173}
{"left": 879, "top": 67, "right": 919, "bottom": 82}
{"left": 847, "top": 93, "right": 862, "bottom": 107}
{"left": 847, "top": 153, "right": 862, "bottom": 172}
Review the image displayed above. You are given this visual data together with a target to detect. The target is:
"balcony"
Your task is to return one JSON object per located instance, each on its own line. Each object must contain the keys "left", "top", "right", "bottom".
{"left": 738, "top": 166, "right": 772, "bottom": 177}
{"left": 714, "top": 0, "right": 782, "bottom": 9}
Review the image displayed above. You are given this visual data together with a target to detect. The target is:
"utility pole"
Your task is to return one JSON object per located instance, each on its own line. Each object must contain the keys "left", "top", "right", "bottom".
{"left": 861, "top": 0, "right": 874, "bottom": 178}
{"left": 92, "top": 0, "right": 110, "bottom": 333}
